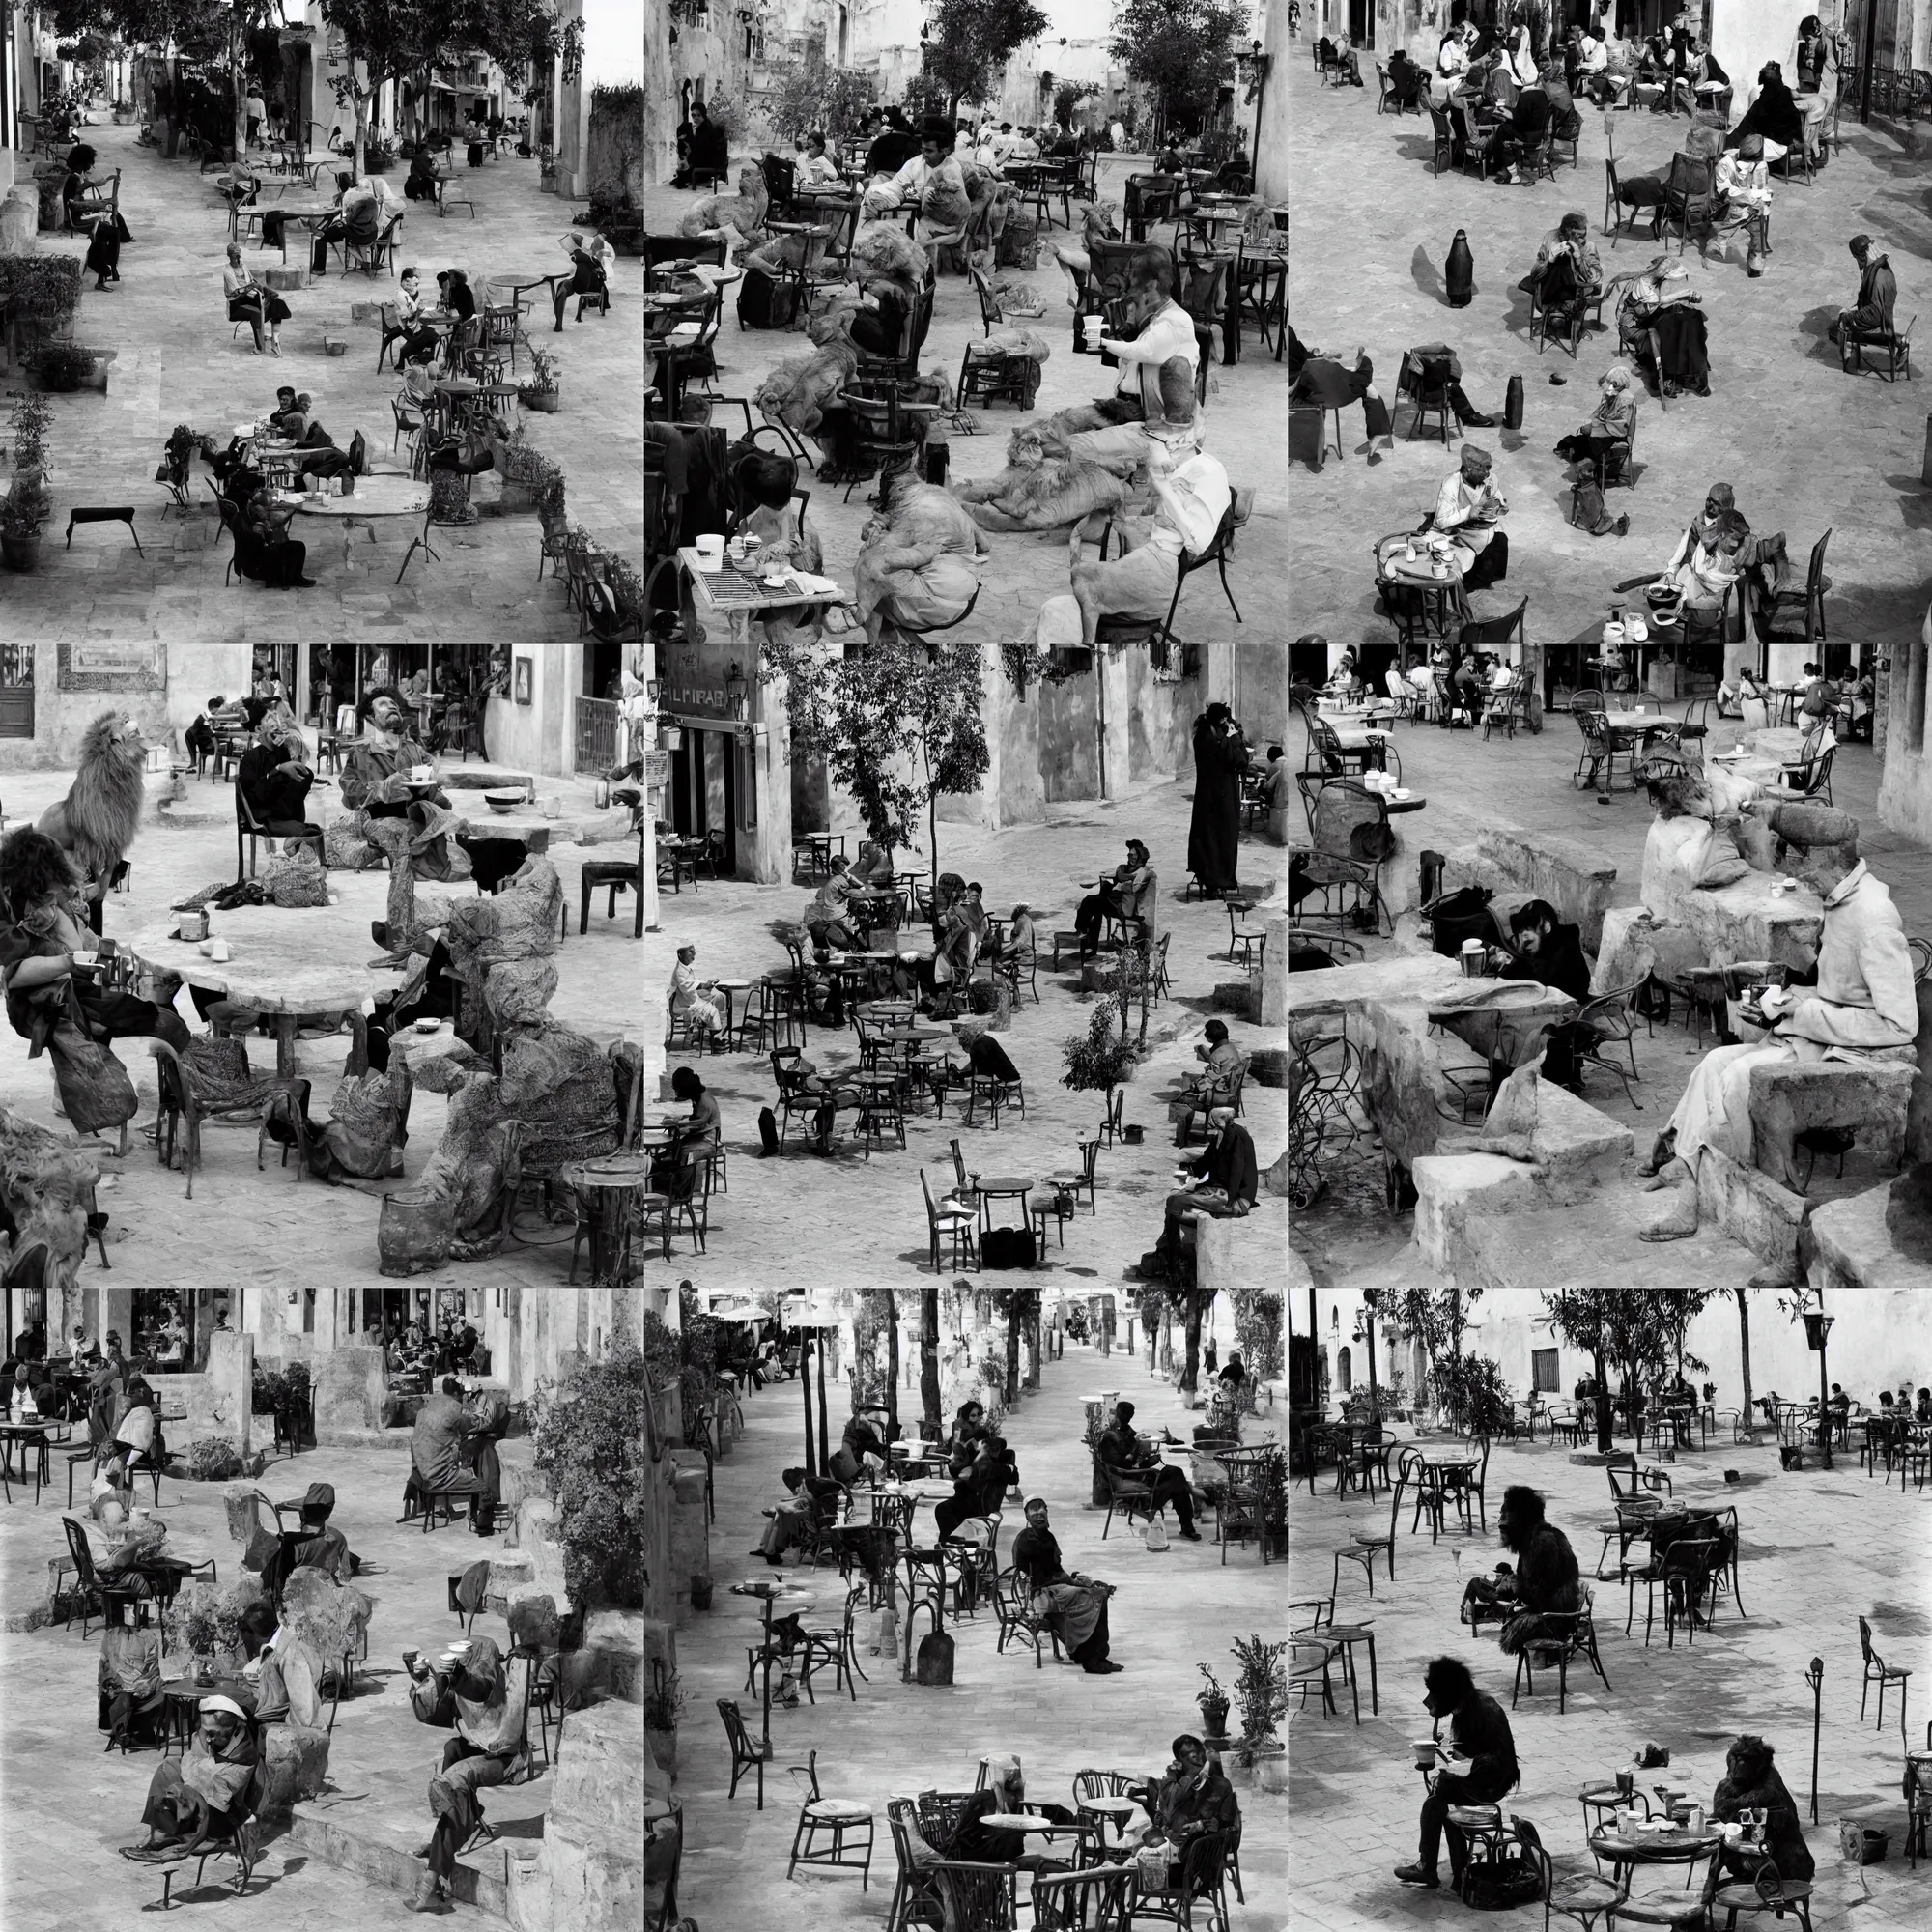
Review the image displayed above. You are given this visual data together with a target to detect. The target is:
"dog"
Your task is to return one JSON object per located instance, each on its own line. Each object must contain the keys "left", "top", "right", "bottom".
{"left": 678, "top": 165, "right": 770, "bottom": 252}
{"left": 953, "top": 422, "right": 1131, "bottom": 533}
{"left": 753, "top": 295, "right": 863, "bottom": 449}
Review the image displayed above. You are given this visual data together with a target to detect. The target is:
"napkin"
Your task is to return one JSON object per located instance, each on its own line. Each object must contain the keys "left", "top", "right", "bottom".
{"left": 787, "top": 572, "right": 842, "bottom": 597}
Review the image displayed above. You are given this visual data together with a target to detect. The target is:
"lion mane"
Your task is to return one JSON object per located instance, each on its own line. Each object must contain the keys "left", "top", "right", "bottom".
{"left": 753, "top": 296, "right": 863, "bottom": 438}
{"left": 954, "top": 424, "right": 1133, "bottom": 533}
{"left": 37, "top": 709, "right": 146, "bottom": 886}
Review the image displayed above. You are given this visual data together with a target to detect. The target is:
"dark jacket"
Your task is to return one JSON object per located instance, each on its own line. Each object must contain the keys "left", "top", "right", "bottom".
{"left": 1096, "top": 1421, "right": 1152, "bottom": 1473}
{"left": 1010, "top": 1522, "right": 1071, "bottom": 1589}
{"left": 1188, "top": 1122, "right": 1259, "bottom": 1210}
{"left": 1511, "top": 87, "right": 1553, "bottom": 143}
{"left": 951, "top": 1448, "right": 1019, "bottom": 1520}
{"left": 689, "top": 119, "right": 729, "bottom": 174}
{"left": 1712, "top": 1762, "right": 1814, "bottom": 1879}
{"left": 236, "top": 741, "right": 313, "bottom": 827}
{"left": 1149, "top": 1765, "right": 1241, "bottom": 1841}
{"left": 1448, "top": 1688, "right": 1521, "bottom": 1791}
{"left": 1515, "top": 1522, "right": 1583, "bottom": 1616}
{"left": 1500, "top": 922, "right": 1592, "bottom": 1003}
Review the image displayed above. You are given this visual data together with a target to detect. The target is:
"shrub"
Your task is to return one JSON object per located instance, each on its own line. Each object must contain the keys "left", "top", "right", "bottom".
{"left": 32, "top": 340, "right": 97, "bottom": 392}
{"left": 181, "top": 1437, "right": 245, "bottom": 1483}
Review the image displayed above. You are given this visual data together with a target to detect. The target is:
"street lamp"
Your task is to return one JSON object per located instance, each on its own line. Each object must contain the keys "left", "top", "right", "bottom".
{"left": 1801, "top": 1293, "right": 1834, "bottom": 1469}
{"left": 1234, "top": 36, "right": 1271, "bottom": 175}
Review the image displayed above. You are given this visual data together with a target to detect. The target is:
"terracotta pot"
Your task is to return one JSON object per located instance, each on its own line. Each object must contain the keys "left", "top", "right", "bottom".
{"left": 1, "top": 532, "right": 42, "bottom": 572}
{"left": 522, "top": 389, "right": 560, "bottom": 413}
{"left": 646, "top": 1725, "right": 677, "bottom": 1775}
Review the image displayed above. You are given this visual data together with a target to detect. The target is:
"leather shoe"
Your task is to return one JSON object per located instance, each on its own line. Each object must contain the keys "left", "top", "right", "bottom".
{"left": 1394, "top": 1863, "right": 1440, "bottom": 1888}
{"left": 1461, "top": 412, "right": 1497, "bottom": 428}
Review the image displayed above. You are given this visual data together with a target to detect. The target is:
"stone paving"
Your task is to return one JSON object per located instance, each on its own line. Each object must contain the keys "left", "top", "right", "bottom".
{"left": 1284, "top": 56, "right": 1932, "bottom": 684}
{"left": 1287, "top": 1418, "right": 1932, "bottom": 1931}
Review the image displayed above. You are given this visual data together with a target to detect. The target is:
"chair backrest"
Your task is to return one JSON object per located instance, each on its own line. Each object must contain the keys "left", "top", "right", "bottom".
{"left": 717, "top": 1696, "right": 757, "bottom": 1760}
{"left": 1513, "top": 1818, "right": 1555, "bottom": 1901}
{"left": 63, "top": 1514, "right": 98, "bottom": 1583}
{"left": 1309, "top": 778, "right": 1391, "bottom": 868}
{"left": 1859, "top": 1615, "right": 1877, "bottom": 1663}
{"left": 1804, "top": 527, "right": 1831, "bottom": 596}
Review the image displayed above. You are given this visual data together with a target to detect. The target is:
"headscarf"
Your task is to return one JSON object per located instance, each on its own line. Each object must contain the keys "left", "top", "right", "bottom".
{"left": 1460, "top": 446, "right": 1493, "bottom": 478}
{"left": 200, "top": 1694, "right": 248, "bottom": 1722}
{"left": 1601, "top": 365, "right": 1632, "bottom": 392}
{"left": 452, "top": 1635, "right": 523, "bottom": 1755}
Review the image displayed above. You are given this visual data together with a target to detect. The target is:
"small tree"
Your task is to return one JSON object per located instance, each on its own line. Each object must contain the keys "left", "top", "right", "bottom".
{"left": 764, "top": 55, "right": 874, "bottom": 144}
{"left": 1061, "top": 1004, "right": 1139, "bottom": 1126}
{"left": 1109, "top": 0, "right": 1249, "bottom": 143}
{"left": 922, "top": 0, "right": 1050, "bottom": 116}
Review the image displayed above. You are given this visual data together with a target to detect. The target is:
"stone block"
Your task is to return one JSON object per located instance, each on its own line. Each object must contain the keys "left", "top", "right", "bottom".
{"left": 549, "top": 1696, "right": 667, "bottom": 1841}
{"left": 260, "top": 264, "right": 306, "bottom": 291}
{"left": 313, "top": 1345, "right": 385, "bottom": 1437}
{"left": 260, "top": 1725, "right": 330, "bottom": 1820}
{"left": 280, "top": 1569, "right": 374, "bottom": 1662}
{"left": 1466, "top": 827, "right": 1619, "bottom": 952}
{"left": 1285, "top": 951, "right": 1465, "bottom": 1026}
{"left": 205, "top": 1330, "right": 253, "bottom": 1452}
{"left": 1412, "top": 1152, "right": 1541, "bottom": 1275}
{"left": 0, "top": 185, "right": 38, "bottom": 257}
{"left": 483, "top": 1551, "right": 536, "bottom": 1615}
{"left": 1694, "top": 1147, "right": 1805, "bottom": 1269}
{"left": 1355, "top": 998, "right": 1459, "bottom": 1168}
{"left": 1640, "top": 838, "right": 1820, "bottom": 974}
{"left": 1515, "top": 1082, "right": 1635, "bottom": 1196}
{"left": 668, "top": 1466, "right": 708, "bottom": 1628}
{"left": 511, "top": 1496, "right": 569, "bottom": 1604}
{"left": 1748, "top": 1058, "right": 1915, "bottom": 1195}
{"left": 560, "top": 1609, "right": 674, "bottom": 1710}
{"left": 1806, "top": 1181, "right": 1932, "bottom": 1291}
{"left": 1904, "top": 984, "right": 1932, "bottom": 1164}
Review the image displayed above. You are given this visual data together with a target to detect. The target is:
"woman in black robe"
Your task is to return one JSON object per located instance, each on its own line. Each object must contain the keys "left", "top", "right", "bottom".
{"left": 1726, "top": 64, "right": 1805, "bottom": 156}
{"left": 1186, "top": 703, "right": 1246, "bottom": 895}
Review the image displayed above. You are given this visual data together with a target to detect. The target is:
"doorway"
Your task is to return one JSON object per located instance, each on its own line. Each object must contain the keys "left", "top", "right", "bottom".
{"left": 668, "top": 726, "right": 738, "bottom": 875}
{"left": 0, "top": 640, "right": 32, "bottom": 738}
{"left": 1349, "top": 0, "right": 1371, "bottom": 45}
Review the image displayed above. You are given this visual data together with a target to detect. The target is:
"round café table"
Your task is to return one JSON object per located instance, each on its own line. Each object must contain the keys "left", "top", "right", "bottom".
{"left": 288, "top": 475, "right": 431, "bottom": 548}
{"left": 971, "top": 1177, "right": 1034, "bottom": 1236}
{"left": 1074, "top": 1794, "right": 1142, "bottom": 1854}
{"left": 1587, "top": 1825, "right": 1723, "bottom": 1877}
{"left": 558, "top": 1153, "right": 665, "bottom": 1286}
{"left": 711, "top": 978, "right": 752, "bottom": 1042}
{"left": 0, "top": 1418, "right": 51, "bottom": 1496}
{"left": 126, "top": 908, "right": 407, "bottom": 1079}
{"left": 730, "top": 1581, "right": 816, "bottom": 1748}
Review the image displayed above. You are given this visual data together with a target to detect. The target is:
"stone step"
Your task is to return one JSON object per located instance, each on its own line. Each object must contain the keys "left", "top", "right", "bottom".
{"left": 284, "top": 1809, "right": 512, "bottom": 1920}
{"left": 1805, "top": 1180, "right": 1932, "bottom": 1291}
{"left": 1450, "top": 1192, "right": 1765, "bottom": 1296}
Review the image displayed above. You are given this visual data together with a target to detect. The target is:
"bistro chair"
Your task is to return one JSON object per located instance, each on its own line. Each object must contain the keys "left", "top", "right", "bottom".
{"left": 991, "top": 1564, "right": 1063, "bottom": 1667}
{"left": 1607, "top": 1843, "right": 1723, "bottom": 1928}
{"left": 1514, "top": 1815, "right": 1624, "bottom": 1931}
{"left": 718, "top": 1697, "right": 774, "bottom": 1808}
{"left": 1572, "top": 980, "right": 1645, "bottom": 1106}
{"left": 1333, "top": 1464, "right": 1404, "bottom": 1597}
{"left": 1287, "top": 778, "right": 1395, "bottom": 935}
{"left": 1859, "top": 1616, "right": 1912, "bottom": 1732}
{"left": 1125, "top": 1826, "right": 1234, "bottom": 1927}
{"left": 796, "top": 1584, "right": 868, "bottom": 1704}
{"left": 1031, "top": 1865, "right": 1131, "bottom": 1930}
{"left": 1511, "top": 1595, "right": 1613, "bottom": 1713}
{"left": 785, "top": 1747, "right": 875, "bottom": 1890}
{"left": 1711, "top": 1859, "right": 1817, "bottom": 1932}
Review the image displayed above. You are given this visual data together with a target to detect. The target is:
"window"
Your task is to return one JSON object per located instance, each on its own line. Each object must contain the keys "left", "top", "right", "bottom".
{"left": 1337, "top": 1346, "right": 1352, "bottom": 1393}
{"left": 1532, "top": 1348, "right": 1560, "bottom": 1395}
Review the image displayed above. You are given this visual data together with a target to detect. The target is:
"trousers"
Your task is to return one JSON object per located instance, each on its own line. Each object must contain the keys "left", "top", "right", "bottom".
{"left": 1418, "top": 1765, "right": 1517, "bottom": 1873}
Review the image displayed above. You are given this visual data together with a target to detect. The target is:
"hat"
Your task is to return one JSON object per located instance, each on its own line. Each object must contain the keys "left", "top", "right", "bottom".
{"left": 200, "top": 1695, "right": 248, "bottom": 1721}
{"left": 300, "top": 1482, "right": 336, "bottom": 1515}
{"left": 1461, "top": 445, "right": 1493, "bottom": 476}
{"left": 1208, "top": 1105, "right": 1236, "bottom": 1124}
{"left": 1850, "top": 233, "right": 1873, "bottom": 251}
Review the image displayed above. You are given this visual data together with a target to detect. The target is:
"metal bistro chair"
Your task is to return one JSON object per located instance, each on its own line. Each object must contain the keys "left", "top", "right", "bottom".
{"left": 1859, "top": 1616, "right": 1912, "bottom": 1732}
{"left": 1510, "top": 1593, "right": 1613, "bottom": 1714}
{"left": 1289, "top": 776, "right": 1395, "bottom": 935}
{"left": 1514, "top": 1816, "right": 1625, "bottom": 1931}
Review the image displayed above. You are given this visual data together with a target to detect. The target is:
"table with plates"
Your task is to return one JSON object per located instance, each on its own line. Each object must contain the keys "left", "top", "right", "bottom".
{"left": 126, "top": 906, "right": 407, "bottom": 1079}
{"left": 1587, "top": 1824, "right": 1724, "bottom": 1875}
{"left": 730, "top": 1580, "right": 817, "bottom": 1747}
{"left": 159, "top": 1676, "right": 258, "bottom": 1756}
{"left": 287, "top": 473, "right": 432, "bottom": 549}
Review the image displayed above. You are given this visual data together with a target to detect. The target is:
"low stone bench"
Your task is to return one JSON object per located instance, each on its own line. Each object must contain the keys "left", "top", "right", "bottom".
{"left": 1639, "top": 839, "right": 1822, "bottom": 975}
{"left": 1440, "top": 828, "right": 1619, "bottom": 953}
{"left": 1748, "top": 1057, "right": 1915, "bottom": 1196}
{"left": 1807, "top": 1179, "right": 1932, "bottom": 1290}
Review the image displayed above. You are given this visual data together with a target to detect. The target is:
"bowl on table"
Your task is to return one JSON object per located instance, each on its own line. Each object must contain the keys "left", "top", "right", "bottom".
{"left": 484, "top": 788, "right": 524, "bottom": 815}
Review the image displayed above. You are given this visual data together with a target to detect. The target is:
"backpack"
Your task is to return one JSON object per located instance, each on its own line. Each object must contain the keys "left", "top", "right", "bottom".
{"left": 982, "top": 1227, "right": 1037, "bottom": 1271}
{"left": 1464, "top": 1849, "right": 1543, "bottom": 1911}
{"left": 737, "top": 268, "right": 799, "bottom": 330}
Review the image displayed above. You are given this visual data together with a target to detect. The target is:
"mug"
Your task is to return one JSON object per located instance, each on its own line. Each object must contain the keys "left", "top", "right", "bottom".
{"left": 178, "top": 909, "right": 209, "bottom": 942}
{"left": 1615, "top": 1770, "right": 1634, "bottom": 1799}
{"left": 1461, "top": 938, "right": 1484, "bottom": 977}
{"left": 694, "top": 533, "right": 724, "bottom": 569}
{"left": 211, "top": 940, "right": 232, "bottom": 963}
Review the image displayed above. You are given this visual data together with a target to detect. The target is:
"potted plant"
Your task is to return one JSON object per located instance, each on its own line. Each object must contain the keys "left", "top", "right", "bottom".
{"left": 644, "top": 1662, "right": 685, "bottom": 1775}
{"left": 1196, "top": 1663, "right": 1232, "bottom": 1744}
{"left": 180, "top": 1580, "right": 245, "bottom": 1682}
{"left": 1083, "top": 1393, "right": 1111, "bottom": 1507}
{"left": 1230, "top": 1633, "right": 1288, "bottom": 1791}
{"left": 1255, "top": 1443, "right": 1287, "bottom": 1560}
{"left": 1060, "top": 1004, "right": 1139, "bottom": 1134}
{"left": 2, "top": 462, "right": 51, "bottom": 571}
{"left": 519, "top": 346, "right": 560, "bottom": 413}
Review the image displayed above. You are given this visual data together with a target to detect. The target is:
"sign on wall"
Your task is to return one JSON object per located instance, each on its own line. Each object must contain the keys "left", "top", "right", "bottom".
{"left": 57, "top": 639, "right": 164, "bottom": 691}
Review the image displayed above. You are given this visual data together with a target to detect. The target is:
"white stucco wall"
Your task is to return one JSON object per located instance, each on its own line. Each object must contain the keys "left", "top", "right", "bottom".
{"left": 1710, "top": 0, "right": 1813, "bottom": 102}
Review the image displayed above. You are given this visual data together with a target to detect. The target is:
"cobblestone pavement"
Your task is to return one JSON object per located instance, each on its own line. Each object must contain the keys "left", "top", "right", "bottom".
{"left": 1284, "top": 57, "right": 1932, "bottom": 678}
{"left": 1288, "top": 1421, "right": 1932, "bottom": 1931}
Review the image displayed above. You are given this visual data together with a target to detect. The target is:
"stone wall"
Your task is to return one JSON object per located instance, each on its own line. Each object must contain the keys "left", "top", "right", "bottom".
{"left": 153, "top": 1330, "right": 254, "bottom": 1451}
{"left": 1441, "top": 827, "right": 1619, "bottom": 954}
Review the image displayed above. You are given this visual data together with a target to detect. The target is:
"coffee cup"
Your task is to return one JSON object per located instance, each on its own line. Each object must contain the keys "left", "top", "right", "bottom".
{"left": 1412, "top": 1739, "right": 1438, "bottom": 1768}
{"left": 411, "top": 764, "right": 432, "bottom": 782}
{"left": 211, "top": 940, "right": 232, "bottom": 963}
{"left": 1615, "top": 1770, "right": 1634, "bottom": 1799}
{"left": 1461, "top": 937, "right": 1484, "bottom": 977}
{"left": 70, "top": 951, "right": 98, "bottom": 969}
{"left": 694, "top": 533, "right": 724, "bottom": 569}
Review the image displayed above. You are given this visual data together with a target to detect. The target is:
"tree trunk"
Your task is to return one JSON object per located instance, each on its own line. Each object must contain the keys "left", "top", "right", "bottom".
{"left": 885, "top": 1288, "right": 900, "bottom": 1441}
{"left": 928, "top": 792, "right": 939, "bottom": 899}
{"left": 1735, "top": 1288, "right": 1755, "bottom": 1438}
{"left": 1180, "top": 1292, "right": 1204, "bottom": 1396}
{"left": 921, "top": 1280, "right": 942, "bottom": 1435}
{"left": 1005, "top": 1299, "right": 1021, "bottom": 1406}
{"left": 1594, "top": 1346, "right": 1611, "bottom": 1452}
{"left": 231, "top": 14, "right": 245, "bottom": 164}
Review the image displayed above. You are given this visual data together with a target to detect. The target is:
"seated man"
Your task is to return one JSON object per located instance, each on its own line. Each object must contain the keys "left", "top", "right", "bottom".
{"left": 1490, "top": 1484, "right": 1581, "bottom": 1655}
{"left": 1458, "top": 1559, "right": 1519, "bottom": 1629}
{"left": 1638, "top": 823, "right": 1917, "bottom": 1236}
{"left": 1655, "top": 505, "right": 1749, "bottom": 621}
{"left": 1401, "top": 344, "right": 1500, "bottom": 431}
{"left": 1290, "top": 347, "right": 1394, "bottom": 458}
{"left": 401, "top": 1637, "right": 529, "bottom": 1914}
{"left": 754, "top": 1465, "right": 841, "bottom": 1560}
{"left": 1554, "top": 365, "right": 1635, "bottom": 539}
{"left": 99, "top": 1599, "right": 167, "bottom": 1749}
{"left": 830, "top": 1406, "right": 892, "bottom": 1488}
{"left": 1010, "top": 1496, "right": 1121, "bottom": 1672}
{"left": 1049, "top": 261, "right": 1198, "bottom": 439}
{"left": 1394, "top": 1657, "right": 1520, "bottom": 1889}
{"left": 933, "top": 1432, "right": 1018, "bottom": 1541}
{"left": 1096, "top": 1400, "right": 1200, "bottom": 1539}
{"left": 1829, "top": 233, "right": 1897, "bottom": 361}
{"left": 1130, "top": 1736, "right": 1241, "bottom": 1893}
{"left": 1521, "top": 211, "right": 1604, "bottom": 325}
{"left": 1713, "top": 134, "right": 1773, "bottom": 273}
{"left": 1069, "top": 378, "right": 1231, "bottom": 655}
{"left": 1073, "top": 839, "right": 1155, "bottom": 958}
{"left": 1497, "top": 899, "right": 1595, "bottom": 1088}
{"left": 120, "top": 1695, "right": 258, "bottom": 1860}
{"left": 1155, "top": 1106, "right": 1258, "bottom": 1267}
{"left": 235, "top": 709, "right": 315, "bottom": 826}
{"left": 409, "top": 1375, "right": 474, "bottom": 1506}
{"left": 852, "top": 478, "right": 988, "bottom": 649}
{"left": 668, "top": 943, "right": 730, "bottom": 1037}
{"left": 1429, "top": 444, "right": 1509, "bottom": 591}
{"left": 1710, "top": 1735, "right": 1815, "bottom": 1884}
{"left": 340, "top": 687, "right": 446, "bottom": 820}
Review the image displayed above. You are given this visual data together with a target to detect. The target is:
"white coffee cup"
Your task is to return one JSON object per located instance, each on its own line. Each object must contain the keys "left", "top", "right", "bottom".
{"left": 211, "top": 940, "right": 232, "bottom": 963}
{"left": 695, "top": 533, "right": 724, "bottom": 569}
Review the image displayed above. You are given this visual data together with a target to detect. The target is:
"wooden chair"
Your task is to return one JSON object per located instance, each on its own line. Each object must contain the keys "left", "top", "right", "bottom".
{"left": 1859, "top": 1616, "right": 1912, "bottom": 1731}
{"left": 60, "top": 1516, "right": 149, "bottom": 1637}
{"left": 1603, "top": 158, "right": 1655, "bottom": 247}
{"left": 1842, "top": 311, "right": 1915, "bottom": 381}
{"left": 235, "top": 784, "right": 325, "bottom": 884}
{"left": 1100, "top": 1463, "right": 1156, "bottom": 1539}
{"left": 718, "top": 1696, "right": 774, "bottom": 1807}
{"left": 1513, "top": 1816, "right": 1624, "bottom": 1930}
{"left": 1427, "top": 103, "right": 1457, "bottom": 175}
{"left": 921, "top": 1169, "right": 979, "bottom": 1272}
{"left": 1755, "top": 528, "right": 1831, "bottom": 656}
{"left": 148, "top": 1039, "right": 309, "bottom": 1200}
{"left": 1332, "top": 1465, "right": 1404, "bottom": 1597}
{"left": 784, "top": 1747, "right": 875, "bottom": 1889}
{"left": 578, "top": 807, "right": 650, "bottom": 937}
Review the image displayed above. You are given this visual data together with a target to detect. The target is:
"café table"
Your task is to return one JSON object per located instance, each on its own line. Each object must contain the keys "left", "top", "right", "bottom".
{"left": 1586, "top": 1825, "right": 1723, "bottom": 1882}
{"left": 159, "top": 1676, "right": 259, "bottom": 1757}
{"left": 558, "top": 1153, "right": 666, "bottom": 1286}
{"left": 980, "top": 1812, "right": 1096, "bottom": 1855}
{"left": 287, "top": 474, "right": 431, "bottom": 548}
{"left": 730, "top": 1580, "right": 816, "bottom": 1750}
{"left": 803, "top": 831, "right": 847, "bottom": 873}
{"left": 681, "top": 546, "right": 853, "bottom": 696}
{"left": 241, "top": 201, "right": 330, "bottom": 255}
{"left": 0, "top": 1417, "right": 51, "bottom": 1498}
{"left": 1074, "top": 1794, "right": 1142, "bottom": 1854}
{"left": 127, "top": 906, "right": 406, "bottom": 1080}
{"left": 971, "top": 1176, "right": 1035, "bottom": 1236}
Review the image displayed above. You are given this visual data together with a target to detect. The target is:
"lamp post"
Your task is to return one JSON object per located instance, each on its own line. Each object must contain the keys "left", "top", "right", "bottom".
{"left": 1235, "top": 38, "right": 1272, "bottom": 175}
{"left": 1801, "top": 1293, "right": 1834, "bottom": 1469}
{"left": 1804, "top": 1655, "right": 1824, "bottom": 1824}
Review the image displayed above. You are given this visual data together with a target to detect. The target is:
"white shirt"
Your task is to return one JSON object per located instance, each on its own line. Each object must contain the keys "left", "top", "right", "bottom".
{"left": 246, "top": 95, "right": 266, "bottom": 120}
{"left": 1578, "top": 36, "right": 1608, "bottom": 73}
{"left": 796, "top": 151, "right": 839, "bottom": 185}
{"left": 1151, "top": 452, "right": 1232, "bottom": 555}
{"left": 1437, "top": 40, "right": 1469, "bottom": 78}
{"left": 1106, "top": 298, "right": 1199, "bottom": 413}
{"left": 1433, "top": 470, "right": 1507, "bottom": 543}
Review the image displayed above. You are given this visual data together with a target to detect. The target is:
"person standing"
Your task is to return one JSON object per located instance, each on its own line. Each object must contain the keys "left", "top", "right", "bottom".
{"left": 1187, "top": 702, "right": 1247, "bottom": 895}
{"left": 1395, "top": 1657, "right": 1520, "bottom": 1889}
